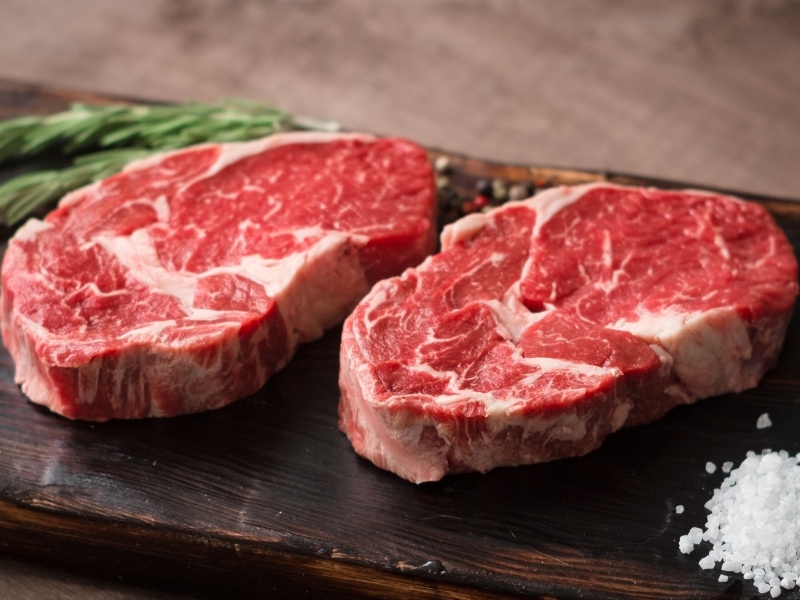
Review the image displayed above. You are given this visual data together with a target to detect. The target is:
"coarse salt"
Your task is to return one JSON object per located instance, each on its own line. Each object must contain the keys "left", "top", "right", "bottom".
{"left": 757, "top": 413, "right": 773, "bottom": 429}
{"left": 679, "top": 450, "right": 800, "bottom": 597}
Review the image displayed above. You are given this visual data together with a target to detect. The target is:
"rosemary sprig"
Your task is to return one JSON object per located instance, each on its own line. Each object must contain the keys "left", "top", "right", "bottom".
{"left": 1, "top": 149, "right": 151, "bottom": 225}
{"left": 0, "top": 99, "right": 339, "bottom": 225}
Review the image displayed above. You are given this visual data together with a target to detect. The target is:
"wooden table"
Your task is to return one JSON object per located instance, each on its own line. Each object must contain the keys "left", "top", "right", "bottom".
{"left": 1, "top": 2, "right": 800, "bottom": 598}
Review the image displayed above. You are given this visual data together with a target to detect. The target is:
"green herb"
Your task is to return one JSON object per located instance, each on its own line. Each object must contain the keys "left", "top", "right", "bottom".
{"left": 0, "top": 100, "right": 338, "bottom": 225}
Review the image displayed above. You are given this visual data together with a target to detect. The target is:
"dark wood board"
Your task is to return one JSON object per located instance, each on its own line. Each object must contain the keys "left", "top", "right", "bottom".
{"left": 0, "top": 78, "right": 799, "bottom": 600}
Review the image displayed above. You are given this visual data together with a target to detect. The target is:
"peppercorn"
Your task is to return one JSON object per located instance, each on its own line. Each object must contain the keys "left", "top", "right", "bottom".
{"left": 433, "top": 155, "right": 451, "bottom": 174}
{"left": 473, "top": 195, "right": 490, "bottom": 209}
{"left": 509, "top": 180, "right": 535, "bottom": 201}
{"left": 491, "top": 179, "right": 508, "bottom": 202}
{"left": 475, "top": 178, "right": 493, "bottom": 198}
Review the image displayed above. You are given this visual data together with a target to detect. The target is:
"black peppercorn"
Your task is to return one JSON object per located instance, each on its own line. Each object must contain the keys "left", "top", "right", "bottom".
{"left": 475, "top": 178, "right": 493, "bottom": 198}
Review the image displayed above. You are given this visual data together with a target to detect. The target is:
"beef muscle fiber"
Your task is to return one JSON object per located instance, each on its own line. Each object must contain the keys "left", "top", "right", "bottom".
{"left": 1, "top": 132, "right": 437, "bottom": 420}
{"left": 338, "top": 183, "right": 798, "bottom": 483}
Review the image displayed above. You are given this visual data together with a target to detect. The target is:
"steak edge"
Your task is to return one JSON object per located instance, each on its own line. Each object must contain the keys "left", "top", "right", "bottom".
{"left": 338, "top": 183, "right": 798, "bottom": 483}
{"left": 1, "top": 132, "right": 437, "bottom": 420}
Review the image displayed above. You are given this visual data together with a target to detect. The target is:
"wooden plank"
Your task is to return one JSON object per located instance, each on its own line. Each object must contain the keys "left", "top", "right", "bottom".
{"left": 0, "top": 79, "right": 798, "bottom": 599}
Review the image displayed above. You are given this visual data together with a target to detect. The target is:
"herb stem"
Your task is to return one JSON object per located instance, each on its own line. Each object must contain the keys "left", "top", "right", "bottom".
{"left": 0, "top": 99, "right": 338, "bottom": 225}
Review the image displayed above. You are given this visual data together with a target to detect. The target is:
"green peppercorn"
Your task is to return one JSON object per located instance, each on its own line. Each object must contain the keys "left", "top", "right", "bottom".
{"left": 491, "top": 179, "right": 508, "bottom": 202}
{"left": 509, "top": 180, "right": 535, "bottom": 201}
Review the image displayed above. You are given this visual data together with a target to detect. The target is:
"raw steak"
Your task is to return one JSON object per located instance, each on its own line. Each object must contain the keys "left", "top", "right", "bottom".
{"left": 339, "top": 183, "right": 798, "bottom": 483}
{"left": 1, "top": 132, "right": 437, "bottom": 420}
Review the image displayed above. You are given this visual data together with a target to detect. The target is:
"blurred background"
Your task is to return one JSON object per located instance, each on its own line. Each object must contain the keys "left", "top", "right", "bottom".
{"left": 1, "top": 0, "right": 799, "bottom": 198}
{"left": 1, "top": 1, "right": 799, "bottom": 598}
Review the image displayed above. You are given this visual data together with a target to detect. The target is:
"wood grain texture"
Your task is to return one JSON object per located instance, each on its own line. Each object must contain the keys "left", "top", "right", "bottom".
{"left": 1, "top": 80, "right": 800, "bottom": 600}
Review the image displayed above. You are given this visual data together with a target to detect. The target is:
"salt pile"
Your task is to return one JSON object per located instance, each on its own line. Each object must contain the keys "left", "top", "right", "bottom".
{"left": 679, "top": 450, "right": 800, "bottom": 598}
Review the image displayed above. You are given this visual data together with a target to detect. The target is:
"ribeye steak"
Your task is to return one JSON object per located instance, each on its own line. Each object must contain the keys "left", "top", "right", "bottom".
{"left": 339, "top": 183, "right": 798, "bottom": 483}
{"left": 1, "top": 132, "right": 437, "bottom": 420}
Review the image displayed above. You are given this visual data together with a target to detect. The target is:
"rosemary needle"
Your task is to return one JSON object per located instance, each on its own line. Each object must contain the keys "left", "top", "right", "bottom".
{"left": 0, "top": 100, "right": 338, "bottom": 225}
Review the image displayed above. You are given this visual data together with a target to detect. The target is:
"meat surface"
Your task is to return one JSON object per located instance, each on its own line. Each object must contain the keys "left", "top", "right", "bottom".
{"left": 1, "top": 132, "right": 437, "bottom": 420}
{"left": 339, "top": 183, "right": 798, "bottom": 483}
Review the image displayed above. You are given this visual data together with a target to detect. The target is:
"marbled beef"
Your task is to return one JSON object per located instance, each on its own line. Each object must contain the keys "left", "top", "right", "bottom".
{"left": 339, "top": 183, "right": 797, "bottom": 483}
{"left": 2, "top": 132, "right": 437, "bottom": 420}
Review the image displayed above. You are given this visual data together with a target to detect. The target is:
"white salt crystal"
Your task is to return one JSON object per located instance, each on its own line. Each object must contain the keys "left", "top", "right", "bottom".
{"left": 718, "top": 574, "right": 728, "bottom": 582}
{"left": 700, "top": 556, "right": 716, "bottom": 569}
{"left": 706, "top": 461, "right": 717, "bottom": 474}
{"left": 688, "top": 527, "right": 704, "bottom": 544}
{"left": 758, "top": 582, "right": 772, "bottom": 594}
{"left": 676, "top": 505, "right": 684, "bottom": 514}
{"left": 770, "top": 585, "right": 781, "bottom": 598}
{"left": 722, "top": 461, "right": 734, "bottom": 473}
{"left": 757, "top": 413, "right": 772, "bottom": 429}
{"left": 679, "top": 535, "right": 695, "bottom": 554}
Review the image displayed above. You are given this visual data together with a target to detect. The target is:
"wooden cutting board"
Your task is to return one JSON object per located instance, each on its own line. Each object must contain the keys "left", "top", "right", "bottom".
{"left": 1, "top": 79, "right": 799, "bottom": 600}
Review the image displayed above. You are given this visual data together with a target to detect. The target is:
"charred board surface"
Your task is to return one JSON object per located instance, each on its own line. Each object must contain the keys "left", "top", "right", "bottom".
{"left": 1, "top": 79, "right": 799, "bottom": 599}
